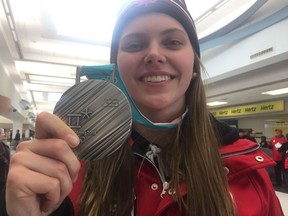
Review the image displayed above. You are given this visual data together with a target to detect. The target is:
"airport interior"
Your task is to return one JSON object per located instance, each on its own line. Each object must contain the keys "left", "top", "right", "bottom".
{"left": 0, "top": 0, "right": 288, "bottom": 215}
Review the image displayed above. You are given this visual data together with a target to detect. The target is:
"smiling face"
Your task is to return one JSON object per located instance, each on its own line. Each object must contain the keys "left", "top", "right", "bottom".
{"left": 117, "top": 13, "right": 195, "bottom": 123}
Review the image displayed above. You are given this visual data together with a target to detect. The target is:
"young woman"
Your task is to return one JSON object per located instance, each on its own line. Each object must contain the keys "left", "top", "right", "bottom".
{"left": 0, "top": 0, "right": 283, "bottom": 216}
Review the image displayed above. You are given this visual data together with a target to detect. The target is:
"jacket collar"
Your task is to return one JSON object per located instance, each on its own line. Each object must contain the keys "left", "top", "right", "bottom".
{"left": 131, "top": 130, "right": 275, "bottom": 182}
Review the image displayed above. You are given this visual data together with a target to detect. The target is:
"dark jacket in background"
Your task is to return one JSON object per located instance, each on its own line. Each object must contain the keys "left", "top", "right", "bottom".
{"left": 244, "top": 135, "right": 257, "bottom": 143}
{"left": 14, "top": 132, "right": 20, "bottom": 141}
{"left": 0, "top": 141, "right": 10, "bottom": 188}
{"left": 278, "top": 142, "right": 288, "bottom": 163}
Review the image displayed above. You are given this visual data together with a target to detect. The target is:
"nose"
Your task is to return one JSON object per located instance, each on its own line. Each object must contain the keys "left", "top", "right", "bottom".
{"left": 144, "top": 42, "right": 166, "bottom": 65}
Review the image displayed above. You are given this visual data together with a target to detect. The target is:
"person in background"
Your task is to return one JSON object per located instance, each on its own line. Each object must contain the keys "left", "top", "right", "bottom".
{"left": 21, "top": 132, "right": 25, "bottom": 140}
{"left": 0, "top": 1, "right": 283, "bottom": 216}
{"left": 0, "top": 128, "right": 10, "bottom": 191}
{"left": 13, "top": 129, "right": 20, "bottom": 149}
{"left": 259, "top": 135, "right": 269, "bottom": 148}
{"left": 245, "top": 129, "right": 257, "bottom": 143}
{"left": 285, "top": 156, "right": 288, "bottom": 188}
{"left": 269, "top": 128, "right": 287, "bottom": 186}
{"left": 238, "top": 128, "right": 245, "bottom": 138}
{"left": 9, "top": 130, "right": 12, "bottom": 144}
{"left": 278, "top": 138, "right": 288, "bottom": 187}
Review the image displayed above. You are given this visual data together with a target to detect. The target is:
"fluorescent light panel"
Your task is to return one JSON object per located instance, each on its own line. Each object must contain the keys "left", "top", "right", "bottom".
{"left": 46, "top": 0, "right": 226, "bottom": 41}
{"left": 33, "top": 92, "right": 63, "bottom": 102}
{"left": 262, "top": 88, "right": 288, "bottom": 96}
{"left": 2, "top": 0, "right": 10, "bottom": 13}
{"left": 15, "top": 61, "right": 76, "bottom": 78}
{"left": 29, "top": 75, "right": 75, "bottom": 85}
{"left": 46, "top": 0, "right": 128, "bottom": 42}
{"left": 198, "top": 0, "right": 257, "bottom": 38}
{"left": 48, "top": 93, "right": 62, "bottom": 102}
{"left": 207, "top": 101, "right": 228, "bottom": 106}
{"left": 33, "top": 92, "right": 43, "bottom": 101}
{"left": 215, "top": 0, "right": 230, "bottom": 9}
{"left": 190, "top": 0, "right": 221, "bottom": 21}
{"left": 29, "top": 80, "right": 73, "bottom": 87}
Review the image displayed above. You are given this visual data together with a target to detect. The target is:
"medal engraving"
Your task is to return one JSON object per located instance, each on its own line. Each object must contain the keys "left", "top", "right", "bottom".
{"left": 53, "top": 80, "right": 132, "bottom": 160}
{"left": 80, "top": 108, "right": 93, "bottom": 118}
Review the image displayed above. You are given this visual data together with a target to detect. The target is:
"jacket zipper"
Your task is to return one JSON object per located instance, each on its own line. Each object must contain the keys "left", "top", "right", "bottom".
{"left": 134, "top": 152, "right": 170, "bottom": 196}
{"left": 134, "top": 144, "right": 260, "bottom": 196}
{"left": 131, "top": 144, "right": 260, "bottom": 215}
{"left": 132, "top": 152, "right": 170, "bottom": 216}
{"left": 221, "top": 144, "right": 260, "bottom": 159}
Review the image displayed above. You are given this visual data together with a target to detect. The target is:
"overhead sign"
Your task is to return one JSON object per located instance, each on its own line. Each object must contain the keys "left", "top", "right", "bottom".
{"left": 210, "top": 100, "right": 284, "bottom": 117}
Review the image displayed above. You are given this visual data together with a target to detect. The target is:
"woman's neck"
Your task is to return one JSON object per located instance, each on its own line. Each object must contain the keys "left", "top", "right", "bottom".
{"left": 133, "top": 123, "right": 177, "bottom": 147}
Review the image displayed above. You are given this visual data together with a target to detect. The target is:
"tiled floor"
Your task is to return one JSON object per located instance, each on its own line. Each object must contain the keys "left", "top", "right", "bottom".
{"left": 276, "top": 191, "right": 288, "bottom": 216}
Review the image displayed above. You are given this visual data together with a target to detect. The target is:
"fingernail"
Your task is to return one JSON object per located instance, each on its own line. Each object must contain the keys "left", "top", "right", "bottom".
{"left": 67, "top": 134, "right": 80, "bottom": 147}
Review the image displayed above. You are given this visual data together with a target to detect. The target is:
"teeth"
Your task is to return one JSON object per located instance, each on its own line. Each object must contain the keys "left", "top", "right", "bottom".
{"left": 143, "top": 75, "right": 171, "bottom": 82}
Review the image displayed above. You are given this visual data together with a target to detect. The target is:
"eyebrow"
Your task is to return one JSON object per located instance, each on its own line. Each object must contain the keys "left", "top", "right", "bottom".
{"left": 121, "top": 28, "right": 187, "bottom": 41}
{"left": 121, "top": 32, "right": 144, "bottom": 40}
{"left": 159, "top": 28, "right": 187, "bottom": 36}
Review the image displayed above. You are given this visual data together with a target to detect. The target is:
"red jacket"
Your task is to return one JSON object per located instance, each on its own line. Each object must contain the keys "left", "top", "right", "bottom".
{"left": 69, "top": 139, "right": 283, "bottom": 216}
{"left": 221, "top": 139, "right": 283, "bottom": 216}
{"left": 269, "top": 136, "right": 287, "bottom": 161}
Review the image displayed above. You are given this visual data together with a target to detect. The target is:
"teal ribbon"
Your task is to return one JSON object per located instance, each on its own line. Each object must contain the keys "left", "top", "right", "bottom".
{"left": 80, "top": 64, "right": 180, "bottom": 130}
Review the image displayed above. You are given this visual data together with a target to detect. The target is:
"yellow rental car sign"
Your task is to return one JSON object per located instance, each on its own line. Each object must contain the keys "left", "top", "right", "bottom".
{"left": 210, "top": 100, "right": 284, "bottom": 117}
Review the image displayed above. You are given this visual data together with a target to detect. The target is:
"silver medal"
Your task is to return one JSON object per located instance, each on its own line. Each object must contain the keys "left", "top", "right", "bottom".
{"left": 53, "top": 80, "right": 132, "bottom": 160}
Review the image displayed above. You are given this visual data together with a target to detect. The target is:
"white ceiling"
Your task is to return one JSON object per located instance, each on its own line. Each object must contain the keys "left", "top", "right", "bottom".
{"left": 0, "top": 0, "right": 288, "bottom": 125}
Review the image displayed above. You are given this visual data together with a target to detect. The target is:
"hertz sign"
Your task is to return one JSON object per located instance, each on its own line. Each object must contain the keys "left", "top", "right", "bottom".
{"left": 210, "top": 100, "right": 284, "bottom": 117}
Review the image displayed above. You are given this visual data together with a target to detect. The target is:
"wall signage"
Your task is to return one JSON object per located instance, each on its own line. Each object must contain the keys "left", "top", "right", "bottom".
{"left": 210, "top": 100, "right": 284, "bottom": 117}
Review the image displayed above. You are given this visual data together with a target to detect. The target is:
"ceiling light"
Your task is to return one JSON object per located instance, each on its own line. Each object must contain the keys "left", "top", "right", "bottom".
{"left": 33, "top": 92, "right": 43, "bottom": 102}
{"left": 46, "top": 0, "right": 225, "bottom": 42}
{"left": 29, "top": 80, "right": 73, "bottom": 87}
{"left": 29, "top": 75, "right": 75, "bottom": 85}
{"left": 48, "top": 93, "right": 62, "bottom": 102}
{"left": 15, "top": 61, "right": 76, "bottom": 78}
{"left": 2, "top": 0, "right": 10, "bottom": 14}
{"left": 215, "top": 0, "right": 230, "bottom": 9}
{"left": 197, "top": 0, "right": 257, "bottom": 38}
{"left": 262, "top": 88, "right": 288, "bottom": 96}
{"left": 190, "top": 0, "right": 220, "bottom": 21}
{"left": 46, "top": 0, "right": 128, "bottom": 43}
{"left": 207, "top": 101, "right": 228, "bottom": 106}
